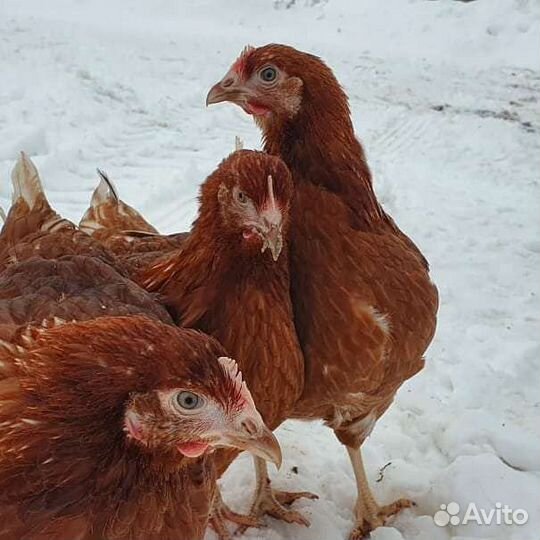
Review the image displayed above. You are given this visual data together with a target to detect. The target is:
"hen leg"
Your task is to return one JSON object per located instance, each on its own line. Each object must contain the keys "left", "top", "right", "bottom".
{"left": 234, "top": 456, "right": 318, "bottom": 535}
{"left": 346, "top": 446, "right": 413, "bottom": 540}
{"left": 209, "top": 488, "right": 263, "bottom": 540}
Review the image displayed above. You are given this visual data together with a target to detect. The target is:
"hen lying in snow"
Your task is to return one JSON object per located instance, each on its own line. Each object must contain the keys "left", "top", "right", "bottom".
{"left": 79, "top": 168, "right": 188, "bottom": 276}
{"left": 0, "top": 158, "right": 168, "bottom": 329}
{"left": 0, "top": 153, "right": 280, "bottom": 540}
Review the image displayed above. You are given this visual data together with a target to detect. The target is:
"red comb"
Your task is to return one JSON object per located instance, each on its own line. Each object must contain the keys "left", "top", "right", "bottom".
{"left": 232, "top": 45, "right": 255, "bottom": 78}
{"left": 217, "top": 356, "right": 254, "bottom": 410}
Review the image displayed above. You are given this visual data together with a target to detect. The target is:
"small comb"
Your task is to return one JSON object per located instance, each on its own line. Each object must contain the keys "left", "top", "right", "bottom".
{"left": 232, "top": 45, "right": 255, "bottom": 78}
{"left": 217, "top": 356, "right": 256, "bottom": 410}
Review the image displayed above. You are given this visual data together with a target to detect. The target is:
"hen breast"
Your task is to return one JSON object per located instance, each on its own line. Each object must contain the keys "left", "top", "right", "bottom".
{"left": 205, "top": 278, "right": 303, "bottom": 431}
{"left": 290, "top": 181, "right": 438, "bottom": 445}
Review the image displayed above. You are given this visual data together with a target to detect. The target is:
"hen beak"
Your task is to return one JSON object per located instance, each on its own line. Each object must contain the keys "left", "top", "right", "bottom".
{"left": 260, "top": 222, "right": 283, "bottom": 262}
{"left": 229, "top": 419, "right": 282, "bottom": 468}
{"left": 206, "top": 82, "right": 229, "bottom": 106}
{"left": 222, "top": 411, "right": 282, "bottom": 469}
{"left": 206, "top": 72, "right": 248, "bottom": 107}
{"left": 259, "top": 174, "right": 283, "bottom": 262}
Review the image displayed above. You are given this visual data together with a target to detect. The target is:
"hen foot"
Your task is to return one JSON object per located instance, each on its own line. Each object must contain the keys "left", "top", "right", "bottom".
{"left": 234, "top": 457, "right": 318, "bottom": 535}
{"left": 345, "top": 446, "right": 415, "bottom": 539}
{"left": 349, "top": 497, "right": 414, "bottom": 540}
{"left": 209, "top": 489, "right": 264, "bottom": 540}
{"left": 234, "top": 486, "right": 318, "bottom": 536}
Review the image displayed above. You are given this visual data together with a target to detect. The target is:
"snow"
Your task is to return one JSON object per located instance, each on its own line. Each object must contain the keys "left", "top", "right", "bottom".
{"left": 1, "top": 0, "right": 539, "bottom": 539}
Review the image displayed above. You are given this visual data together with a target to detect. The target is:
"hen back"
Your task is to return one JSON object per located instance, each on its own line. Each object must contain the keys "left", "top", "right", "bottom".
{"left": 0, "top": 154, "right": 171, "bottom": 338}
{"left": 79, "top": 169, "right": 188, "bottom": 275}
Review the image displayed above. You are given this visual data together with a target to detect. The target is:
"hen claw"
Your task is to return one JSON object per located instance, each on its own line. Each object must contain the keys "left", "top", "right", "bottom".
{"left": 234, "top": 488, "right": 317, "bottom": 536}
{"left": 274, "top": 489, "right": 319, "bottom": 506}
{"left": 209, "top": 490, "right": 265, "bottom": 540}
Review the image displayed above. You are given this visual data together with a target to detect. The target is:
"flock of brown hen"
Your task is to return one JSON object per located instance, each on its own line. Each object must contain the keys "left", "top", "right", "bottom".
{"left": 0, "top": 44, "right": 438, "bottom": 540}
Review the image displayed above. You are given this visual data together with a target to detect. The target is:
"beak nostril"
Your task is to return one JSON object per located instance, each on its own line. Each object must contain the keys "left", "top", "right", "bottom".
{"left": 221, "top": 77, "right": 235, "bottom": 88}
{"left": 241, "top": 419, "right": 259, "bottom": 436}
{"left": 262, "top": 218, "right": 279, "bottom": 231}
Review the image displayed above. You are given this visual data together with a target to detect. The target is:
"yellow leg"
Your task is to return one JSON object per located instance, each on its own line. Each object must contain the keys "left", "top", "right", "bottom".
{"left": 234, "top": 456, "right": 318, "bottom": 535}
{"left": 346, "top": 446, "right": 414, "bottom": 540}
{"left": 208, "top": 487, "right": 263, "bottom": 540}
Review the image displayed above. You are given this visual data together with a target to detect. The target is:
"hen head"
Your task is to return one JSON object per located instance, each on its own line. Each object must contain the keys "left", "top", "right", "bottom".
{"left": 206, "top": 44, "right": 347, "bottom": 133}
{"left": 2, "top": 316, "right": 281, "bottom": 467}
{"left": 200, "top": 149, "right": 292, "bottom": 262}
{"left": 124, "top": 348, "right": 280, "bottom": 463}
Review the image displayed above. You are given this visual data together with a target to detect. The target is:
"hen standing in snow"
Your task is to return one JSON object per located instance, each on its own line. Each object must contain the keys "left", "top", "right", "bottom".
{"left": 207, "top": 44, "right": 439, "bottom": 539}
{"left": 0, "top": 153, "right": 280, "bottom": 540}
{"left": 140, "top": 150, "right": 308, "bottom": 537}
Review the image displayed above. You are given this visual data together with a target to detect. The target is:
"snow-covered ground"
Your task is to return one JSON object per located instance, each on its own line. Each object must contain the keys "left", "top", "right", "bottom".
{"left": 1, "top": 1, "right": 539, "bottom": 539}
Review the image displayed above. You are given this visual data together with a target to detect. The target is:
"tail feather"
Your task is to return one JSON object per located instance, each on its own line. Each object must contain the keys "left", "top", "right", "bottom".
{"left": 80, "top": 168, "right": 158, "bottom": 235}
{"left": 11, "top": 151, "right": 49, "bottom": 211}
{"left": 93, "top": 169, "right": 119, "bottom": 204}
{"left": 79, "top": 169, "right": 120, "bottom": 233}
{"left": 0, "top": 152, "right": 73, "bottom": 254}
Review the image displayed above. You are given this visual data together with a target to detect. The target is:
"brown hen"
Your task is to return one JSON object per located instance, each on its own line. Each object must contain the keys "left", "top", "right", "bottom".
{"left": 140, "top": 150, "right": 309, "bottom": 537}
{"left": 0, "top": 153, "right": 281, "bottom": 540}
{"left": 208, "top": 44, "right": 439, "bottom": 539}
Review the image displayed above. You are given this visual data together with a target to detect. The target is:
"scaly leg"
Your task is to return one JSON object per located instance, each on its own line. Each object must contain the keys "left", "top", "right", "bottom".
{"left": 346, "top": 446, "right": 414, "bottom": 540}
{"left": 208, "top": 487, "right": 263, "bottom": 540}
{"left": 234, "top": 456, "right": 318, "bottom": 535}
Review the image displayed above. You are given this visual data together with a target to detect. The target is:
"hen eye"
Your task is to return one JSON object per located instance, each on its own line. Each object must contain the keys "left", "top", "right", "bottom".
{"left": 259, "top": 67, "right": 277, "bottom": 83}
{"left": 176, "top": 391, "right": 203, "bottom": 410}
{"left": 237, "top": 191, "right": 248, "bottom": 204}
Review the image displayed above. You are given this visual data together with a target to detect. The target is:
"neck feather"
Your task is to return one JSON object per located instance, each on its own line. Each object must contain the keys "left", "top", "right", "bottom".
{"left": 263, "top": 91, "right": 388, "bottom": 228}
